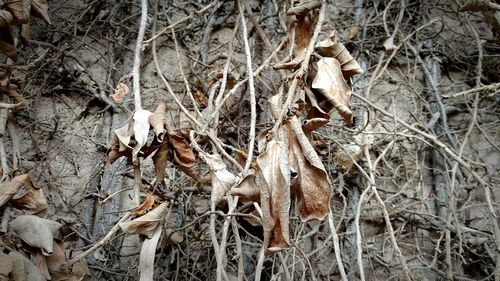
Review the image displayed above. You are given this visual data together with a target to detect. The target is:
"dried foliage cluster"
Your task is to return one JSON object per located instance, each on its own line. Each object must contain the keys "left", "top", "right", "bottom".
{"left": 0, "top": 0, "right": 499, "bottom": 280}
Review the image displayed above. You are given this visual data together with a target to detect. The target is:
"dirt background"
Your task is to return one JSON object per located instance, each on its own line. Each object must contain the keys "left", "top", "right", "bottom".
{"left": 0, "top": 0, "right": 499, "bottom": 280}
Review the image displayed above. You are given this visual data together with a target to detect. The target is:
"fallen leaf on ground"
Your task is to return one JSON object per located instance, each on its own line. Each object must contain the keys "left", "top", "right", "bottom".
{"left": 10, "top": 174, "right": 48, "bottom": 215}
{"left": 110, "top": 83, "right": 129, "bottom": 102}
{"left": 0, "top": 174, "right": 30, "bottom": 208}
{"left": 10, "top": 215, "right": 62, "bottom": 256}
{"left": 0, "top": 252, "right": 13, "bottom": 280}
{"left": 312, "top": 57, "right": 354, "bottom": 124}
{"left": 120, "top": 202, "right": 168, "bottom": 238}
{"left": 9, "top": 250, "right": 46, "bottom": 281}
{"left": 34, "top": 250, "right": 50, "bottom": 280}
{"left": 69, "top": 250, "right": 90, "bottom": 280}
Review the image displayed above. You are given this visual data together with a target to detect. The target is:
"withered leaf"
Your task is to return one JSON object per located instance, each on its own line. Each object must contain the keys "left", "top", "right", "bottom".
{"left": 312, "top": 57, "right": 353, "bottom": 124}
{"left": 132, "top": 193, "right": 157, "bottom": 216}
{"left": 110, "top": 83, "right": 129, "bottom": 102}
{"left": 286, "top": 116, "right": 331, "bottom": 221}
{"left": 303, "top": 87, "right": 331, "bottom": 132}
{"left": 0, "top": 252, "right": 13, "bottom": 280}
{"left": 256, "top": 130, "right": 291, "bottom": 254}
{"left": 315, "top": 31, "right": 363, "bottom": 79}
{"left": 0, "top": 174, "right": 29, "bottom": 208}
{"left": 45, "top": 240, "right": 66, "bottom": 276}
{"left": 152, "top": 139, "right": 169, "bottom": 186}
{"left": 69, "top": 250, "right": 90, "bottom": 281}
{"left": 167, "top": 126, "right": 199, "bottom": 181}
{"left": 33, "top": 250, "right": 50, "bottom": 280}
{"left": 229, "top": 173, "right": 260, "bottom": 203}
{"left": 10, "top": 215, "right": 62, "bottom": 256}
{"left": 10, "top": 175, "right": 48, "bottom": 215}
{"left": 148, "top": 103, "right": 167, "bottom": 142}
{"left": 9, "top": 250, "right": 46, "bottom": 281}
{"left": 119, "top": 202, "right": 168, "bottom": 238}
{"left": 139, "top": 226, "right": 162, "bottom": 281}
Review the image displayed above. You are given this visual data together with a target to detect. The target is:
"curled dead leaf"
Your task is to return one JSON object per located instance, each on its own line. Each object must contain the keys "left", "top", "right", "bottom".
{"left": 9, "top": 250, "right": 46, "bottom": 281}
{"left": 10, "top": 215, "right": 62, "bottom": 256}
{"left": 148, "top": 103, "right": 167, "bottom": 142}
{"left": 10, "top": 175, "right": 48, "bottom": 215}
{"left": 286, "top": 116, "right": 331, "bottom": 221}
{"left": 0, "top": 174, "right": 30, "bottom": 208}
{"left": 110, "top": 83, "right": 129, "bottom": 102}
{"left": 0, "top": 252, "right": 13, "bottom": 280}
{"left": 315, "top": 31, "right": 363, "bottom": 79}
{"left": 312, "top": 57, "right": 353, "bottom": 124}
{"left": 120, "top": 202, "right": 168, "bottom": 238}
{"left": 132, "top": 193, "right": 157, "bottom": 216}
{"left": 256, "top": 130, "right": 291, "bottom": 254}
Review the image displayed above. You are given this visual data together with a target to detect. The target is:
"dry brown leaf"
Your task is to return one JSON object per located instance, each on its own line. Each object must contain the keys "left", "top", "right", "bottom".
{"left": 110, "top": 83, "right": 129, "bottom": 102}
{"left": 0, "top": 174, "right": 30, "bottom": 208}
{"left": 9, "top": 250, "right": 46, "bottom": 281}
{"left": 0, "top": 252, "right": 13, "bottom": 280}
{"left": 312, "top": 57, "right": 353, "bottom": 124}
{"left": 315, "top": 31, "right": 363, "bottom": 79}
{"left": 205, "top": 153, "right": 237, "bottom": 204}
{"left": 132, "top": 193, "right": 157, "bottom": 216}
{"left": 286, "top": 116, "right": 331, "bottom": 221}
{"left": 302, "top": 87, "right": 331, "bottom": 133}
{"left": 69, "top": 251, "right": 90, "bottom": 281}
{"left": 120, "top": 202, "right": 168, "bottom": 238}
{"left": 10, "top": 175, "right": 48, "bottom": 215}
{"left": 256, "top": 130, "right": 291, "bottom": 254}
{"left": 34, "top": 250, "right": 50, "bottom": 280}
{"left": 229, "top": 173, "right": 260, "bottom": 203}
{"left": 10, "top": 215, "right": 62, "bottom": 256}
{"left": 139, "top": 226, "right": 162, "bottom": 281}
{"left": 166, "top": 126, "right": 199, "bottom": 181}
{"left": 45, "top": 240, "right": 65, "bottom": 275}
{"left": 152, "top": 139, "right": 169, "bottom": 186}
{"left": 148, "top": 103, "right": 167, "bottom": 142}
